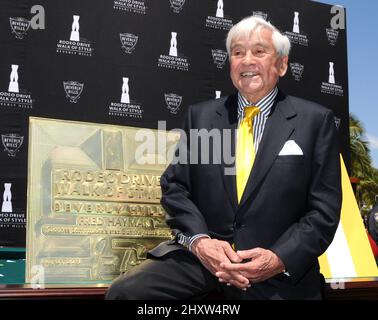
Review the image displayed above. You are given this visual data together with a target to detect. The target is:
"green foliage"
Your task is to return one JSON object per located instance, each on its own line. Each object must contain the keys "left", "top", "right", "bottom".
{"left": 349, "top": 114, "right": 378, "bottom": 211}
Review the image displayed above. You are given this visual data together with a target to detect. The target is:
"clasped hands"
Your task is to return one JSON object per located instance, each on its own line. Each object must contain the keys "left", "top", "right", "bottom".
{"left": 191, "top": 238, "right": 286, "bottom": 291}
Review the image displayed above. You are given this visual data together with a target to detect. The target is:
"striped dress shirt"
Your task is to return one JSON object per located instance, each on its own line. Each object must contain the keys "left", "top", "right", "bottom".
{"left": 237, "top": 86, "right": 278, "bottom": 153}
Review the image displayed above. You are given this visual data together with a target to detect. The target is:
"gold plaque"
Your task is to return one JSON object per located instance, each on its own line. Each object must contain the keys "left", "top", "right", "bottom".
{"left": 26, "top": 117, "right": 179, "bottom": 284}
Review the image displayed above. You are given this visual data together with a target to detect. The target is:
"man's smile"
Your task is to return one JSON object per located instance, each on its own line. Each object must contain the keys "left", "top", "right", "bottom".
{"left": 240, "top": 71, "right": 259, "bottom": 78}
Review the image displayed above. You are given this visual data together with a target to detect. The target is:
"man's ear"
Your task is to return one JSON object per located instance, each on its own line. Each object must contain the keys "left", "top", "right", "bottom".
{"left": 278, "top": 56, "right": 288, "bottom": 77}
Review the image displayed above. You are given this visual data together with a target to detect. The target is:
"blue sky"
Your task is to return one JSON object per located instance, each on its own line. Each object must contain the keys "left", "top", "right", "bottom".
{"left": 316, "top": 0, "right": 378, "bottom": 168}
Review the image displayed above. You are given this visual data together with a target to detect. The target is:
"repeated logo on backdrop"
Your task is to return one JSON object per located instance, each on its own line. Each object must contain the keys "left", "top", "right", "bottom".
{"left": 321, "top": 62, "right": 344, "bottom": 96}
{"left": 0, "top": 64, "right": 33, "bottom": 109}
{"left": 0, "top": 183, "right": 26, "bottom": 230}
{"left": 334, "top": 117, "right": 341, "bottom": 130}
{"left": 289, "top": 62, "right": 305, "bottom": 82}
{"left": 285, "top": 11, "right": 309, "bottom": 47}
{"left": 113, "top": 0, "right": 147, "bottom": 14}
{"left": 63, "top": 81, "right": 84, "bottom": 103}
{"left": 9, "top": 17, "right": 31, "bottom": 39}
{"left": 109, "top": 77, "right": 143, "bottom": 118}
{"left": 326, "top": 28, "right": 339, "bottom": 46}
{"left": 120, "top": 33, "right": 139, "bottom": 54}
{"left": 158, "top": 32, "right": 189, "bottom": 71}
{"left": 1, "top": 183, "right": 12, "bottom": 213}
{"left": 169, "top": 0, "right": 186, "bottom": 14}
{"left": 1, "top": 134, "right": 24, "bottom": 157}
{"left": 252, "top": 11, "right": 268, "bottom": 20}
{"left": 205, "top": 0, "right": 233, "bottom": 31}
{"left": 212, "top": 49, "right": 228, "bottom": 69}
{"left": 56, "top": 15, "right": 94, "bottom": 56}
{"left": 165, "top": 93, "right": 182, "bottom": 114}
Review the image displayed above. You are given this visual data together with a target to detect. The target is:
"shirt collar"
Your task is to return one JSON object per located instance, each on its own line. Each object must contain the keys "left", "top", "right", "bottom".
{"left": 237, "top": 87, "right": 278, "bottom": 120}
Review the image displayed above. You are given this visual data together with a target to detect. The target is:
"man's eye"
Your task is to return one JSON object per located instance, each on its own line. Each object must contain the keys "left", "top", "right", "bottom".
{"left": 255, "top": 48, "right": 265, "bottom": 55}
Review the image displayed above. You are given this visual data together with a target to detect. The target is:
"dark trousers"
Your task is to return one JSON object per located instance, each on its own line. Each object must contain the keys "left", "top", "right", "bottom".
{"left": 105, "top": 250, "right": 242, "bottom": 300}
{"left": 105, "top": 250, "right": 323, "bottom": 300}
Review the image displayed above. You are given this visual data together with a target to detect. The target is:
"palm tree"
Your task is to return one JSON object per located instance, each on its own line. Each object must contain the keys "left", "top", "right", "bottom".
{"left": 350, "top": 115, "right": 372, "bottom": 176}
{"left": 349, "top": 114, "right": 378, "bottom": 212}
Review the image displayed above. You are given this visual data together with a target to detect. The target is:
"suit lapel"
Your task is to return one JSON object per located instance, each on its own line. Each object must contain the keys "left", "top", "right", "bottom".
{"left": 238, "top": 91, "right": 297, "bottom": 210}
{"left": 211, "top": 94, "right": 238, "bottom": 212}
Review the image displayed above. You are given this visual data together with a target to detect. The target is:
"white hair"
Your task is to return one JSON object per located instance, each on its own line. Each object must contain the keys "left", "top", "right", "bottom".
{"left": 226, "top": 16, "right": 291, "bottom": 57}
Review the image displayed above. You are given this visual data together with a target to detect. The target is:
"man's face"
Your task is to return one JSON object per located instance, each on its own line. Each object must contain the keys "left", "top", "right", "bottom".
{"left": 229, "top": 28, "right": 288, "bottom": 103}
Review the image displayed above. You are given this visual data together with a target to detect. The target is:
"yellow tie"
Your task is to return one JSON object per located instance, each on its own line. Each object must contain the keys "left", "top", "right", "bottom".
{"left": 236, "top": 106, "right": 260, "bottom": 203}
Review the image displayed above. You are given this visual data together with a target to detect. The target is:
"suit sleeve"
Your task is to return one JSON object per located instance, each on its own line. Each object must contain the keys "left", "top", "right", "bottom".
{"left": 270, "top": 109, "right": 342, "bottom": 283}
{"left": 160, "top": 105, "right": 209, "bottom": 237}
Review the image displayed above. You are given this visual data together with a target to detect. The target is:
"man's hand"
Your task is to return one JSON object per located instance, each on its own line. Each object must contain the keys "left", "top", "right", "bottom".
{"left": 191, "top": 238, "right": 250, "bottom": 289}
{"left": 216, "top": 248, "right": 286, "bottom": 285}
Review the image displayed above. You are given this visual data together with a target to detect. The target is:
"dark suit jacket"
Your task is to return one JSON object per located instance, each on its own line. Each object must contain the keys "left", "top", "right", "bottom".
{"left": 150, "top": 90, "right": 342, "bottom": 299}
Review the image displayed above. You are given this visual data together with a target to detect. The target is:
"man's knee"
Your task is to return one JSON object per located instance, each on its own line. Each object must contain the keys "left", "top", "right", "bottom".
{"left": 106, "top": 258, "right": 166, "bottom": 299}
{"left": 105, "top": 252, "right": 212, "bottom": 299}
{"left": 106, "top": 275, "right": 130, "bottom": 300}
{"left": 105, "top": 271, "right": 146, "bottom": 300}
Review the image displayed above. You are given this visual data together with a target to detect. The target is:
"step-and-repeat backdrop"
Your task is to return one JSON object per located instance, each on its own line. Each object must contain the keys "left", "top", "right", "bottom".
{"left": 0, "top": 0, "right": 348, "bottom": 247}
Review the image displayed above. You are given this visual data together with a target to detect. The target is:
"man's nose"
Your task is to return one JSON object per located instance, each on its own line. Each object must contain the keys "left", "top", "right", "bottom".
{"left": 242, "top": 51, "right": 255, "bottom": 65}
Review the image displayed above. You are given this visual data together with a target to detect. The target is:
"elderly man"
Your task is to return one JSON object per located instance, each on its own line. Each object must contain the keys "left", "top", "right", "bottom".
{"left": 106, "top": 16, "right": 341, "bottom": 300}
